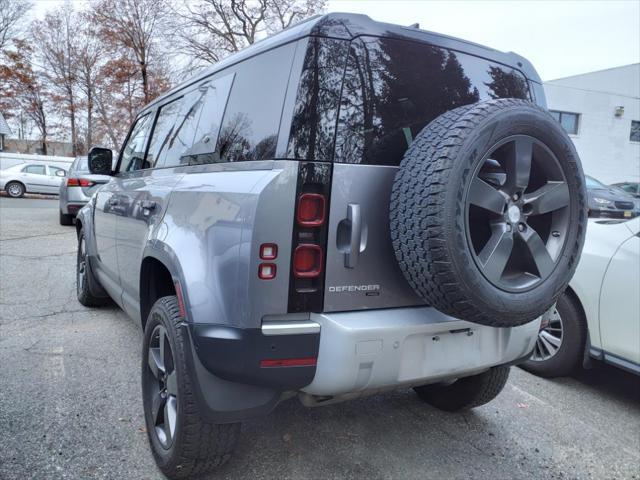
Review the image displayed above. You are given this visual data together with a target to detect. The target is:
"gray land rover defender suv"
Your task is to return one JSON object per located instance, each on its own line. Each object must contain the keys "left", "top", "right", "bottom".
{"left": 76, "top": 13, "right": 587, "bottom": 479}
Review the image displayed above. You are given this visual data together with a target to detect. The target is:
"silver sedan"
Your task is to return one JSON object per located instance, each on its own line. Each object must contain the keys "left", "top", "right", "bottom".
{"left": 0, "top": 163, "right": 67, "bottom": 197}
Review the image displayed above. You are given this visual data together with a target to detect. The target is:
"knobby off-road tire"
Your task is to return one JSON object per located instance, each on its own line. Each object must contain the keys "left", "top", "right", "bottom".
{"left": 414, "top": 366, "right": 510, "bottom": 411}
{"left": 521, "top": 292, "right": 587, "bottom": 378}
{"left": 76, "top": 228, "right": 110, "bottom": 307}
{"left": 142, "top": 296, "right": 240, "bottom": 479}
{"left": 390, "top": 99, "right": 587, "bottom": 327}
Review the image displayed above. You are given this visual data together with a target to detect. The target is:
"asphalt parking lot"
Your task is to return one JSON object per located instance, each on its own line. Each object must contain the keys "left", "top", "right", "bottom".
{"left": 1, "top": 196, "right": 639, "bottom": 480}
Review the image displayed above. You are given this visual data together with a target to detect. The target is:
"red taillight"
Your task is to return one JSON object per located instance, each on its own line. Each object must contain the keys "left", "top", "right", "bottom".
{"left": 293, "top": 244, "right": 323, "bottom": 278}
{"left": 260, "top": 357, "right": 317, "bottom": 368}
{"left": 297, "top": 193, "right": 326, "bottom": 227}
{"left": 67, "top": 178, "right": 92, "bottom": 187}
{"left": 258, "top": 263, "right": 277, "bottom": 280}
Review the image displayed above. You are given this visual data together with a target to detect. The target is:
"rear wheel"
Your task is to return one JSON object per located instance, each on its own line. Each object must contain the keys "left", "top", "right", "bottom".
{"left": 142, "top": 296, "right": 240, "bottom": 479}
{"left": 414, "top": 366, "right": 510, "bottom": 411}
{"left": 521, "top": 293, "right": 586, "bottom": 377}
{"left": 6, "top": 181, "right": 25, "bottom": 198}
{"left": 59, "top": 210, "right": 73, "bottom": 226}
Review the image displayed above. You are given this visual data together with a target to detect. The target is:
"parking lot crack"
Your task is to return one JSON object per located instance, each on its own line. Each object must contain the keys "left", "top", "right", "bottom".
{"left": 0, "top": 232, "right": 73, "bottom": 242}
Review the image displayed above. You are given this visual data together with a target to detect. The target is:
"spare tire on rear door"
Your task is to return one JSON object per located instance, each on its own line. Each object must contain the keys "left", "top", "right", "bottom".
{"left": 390, "top": 99, "right": 587, "bottom": 328}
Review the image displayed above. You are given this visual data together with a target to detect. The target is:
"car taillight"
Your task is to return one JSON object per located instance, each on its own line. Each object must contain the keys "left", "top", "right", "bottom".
{"left": 67, "top": 178, "right": 92, "bottom": 187}
{"left": 288, "top": 162, "right": 332, "bottom": 313}
{"left": 297, "top": 193, "right": 326, "bottom": 226}
{"left": 293, "top": 245, "right": 323, "bottom": 278}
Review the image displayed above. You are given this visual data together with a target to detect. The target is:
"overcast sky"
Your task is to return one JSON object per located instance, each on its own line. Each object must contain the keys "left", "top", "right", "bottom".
{"left": 326, "top": 0, "right": 640, "bottom": 80}
{"left": 31, "top": 0, "right": 640, "bottom": 81}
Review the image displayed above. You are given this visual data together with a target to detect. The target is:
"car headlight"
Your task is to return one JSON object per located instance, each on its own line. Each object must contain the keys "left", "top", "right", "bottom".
{"left": 592, "top": 197, "right": 613, "bottom": 205}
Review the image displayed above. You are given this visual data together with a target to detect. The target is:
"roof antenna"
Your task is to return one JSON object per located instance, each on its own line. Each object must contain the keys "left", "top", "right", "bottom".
{"left": 408, "top": 23, "right": 420, "bottom": 29}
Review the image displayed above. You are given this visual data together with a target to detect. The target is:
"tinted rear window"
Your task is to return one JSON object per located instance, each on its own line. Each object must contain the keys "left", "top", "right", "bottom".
{"left": 335, "top": 37, "right": 530, "bottom": 166}
{"left": 73, "top": 157, "right": 89, "bottom": 172}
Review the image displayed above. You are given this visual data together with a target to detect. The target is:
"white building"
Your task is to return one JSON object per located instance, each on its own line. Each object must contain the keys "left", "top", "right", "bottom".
{"left": 544, "top": 63, "right": 640, "bottom": 184}
{"left": 0, "top": 111, "right": 11, "bottom": 152}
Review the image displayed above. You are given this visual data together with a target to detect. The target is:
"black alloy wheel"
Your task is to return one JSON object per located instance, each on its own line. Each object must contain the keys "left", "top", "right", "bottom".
{"left": 466, "top": 135, "right": 571, "bottom": 292}
{"left": 143, "top": 324, "right": 179, "bottom": 449}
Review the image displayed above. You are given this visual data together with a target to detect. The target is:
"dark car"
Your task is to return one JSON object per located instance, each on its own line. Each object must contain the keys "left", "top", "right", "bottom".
{"left": 612, "top": 181, "right": 640, "bottom": 198}
{"left": 586, "top": 175, "right": 639, "bottom": 219}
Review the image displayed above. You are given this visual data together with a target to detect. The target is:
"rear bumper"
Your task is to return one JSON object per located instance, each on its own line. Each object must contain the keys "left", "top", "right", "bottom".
{"left": 303, "top": 307, "right": 539, "bottom": 396}
{"left": 187, "top": 306, "right": 538, "bottom": 421}
{"left": 60, "top": 187, "right": 90, "bottom": 215}
{"left": 189, "top": 322, "right": 319, "bottom": 390}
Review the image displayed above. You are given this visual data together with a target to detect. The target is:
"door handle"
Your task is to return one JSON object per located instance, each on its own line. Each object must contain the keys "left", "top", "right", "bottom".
{"left": 108, "top": 197, "right": 119, "bottom": 206}
{"left": 345, "top": 203, "right": 362, "bottom": 269}
{"left": 141, "top": 200, "right": 156, "bottom": 211}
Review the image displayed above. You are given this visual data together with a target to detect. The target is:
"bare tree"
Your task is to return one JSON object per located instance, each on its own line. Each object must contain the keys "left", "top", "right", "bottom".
{"left": 92, "top": 0, "right": 170, "bottom": 103}
{"left": 76, "top": 13, "right": 103, "bottom": 151}
{"left": 0, "top": 39, "right": 49, "bottom": 153}
{"left": 0, "top": 0, "right": 31, "bottom": 50}
{"left": 269, "top": 0, "right": 324, "bottom": 29}
{"left": 32, "top": 4, "right": 80, "bottom": 155}
{"left": 174, "top": 0, "right": 326, "bottom": 68}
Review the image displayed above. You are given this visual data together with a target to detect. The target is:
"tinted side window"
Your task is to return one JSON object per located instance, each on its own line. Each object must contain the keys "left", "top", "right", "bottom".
{"left": 335, "top": 37, "right": 530, "bottom": 166}
{"left": 182, "top": 74, "right": 234, "bottom": 166}
{"left": 156, "top": 74, "right": 234, "bottom": 168}
{"left": 217, "top": 43, "right": 295, "bottom": 162}
{"left": 120, "top": 114, "right": 153, "bottom": 173}
{"left": 146, "top": 98, "right": 183, "bottom": 168}
{"left": 24, "top": 165, "right": 46, "bottom": 175}
{"left": 156, "top": 89, "right": 204, "bottom": 168}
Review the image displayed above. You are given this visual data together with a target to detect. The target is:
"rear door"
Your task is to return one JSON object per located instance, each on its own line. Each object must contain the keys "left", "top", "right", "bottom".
{"left": 115, "top": 98, "right": 185, "bottom": 321}
{"left": 21, "top": 164, "right": 49, "bottom": 193}
{"left": 323, "top": 36, "right": 531, "bottom": 312}
{"left": 93, "top": 114, "right": 153, "bottom": 293}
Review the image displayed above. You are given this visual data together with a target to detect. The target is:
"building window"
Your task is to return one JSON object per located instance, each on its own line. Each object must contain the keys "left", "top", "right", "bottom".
{"left": 631, "top": 120, "right": 640, "bottom": 142}
{"left": 549, "top": 110, "right": 580, "bottom": 135}
{"left": 0, "top": 134, "right": 4, "bottom": 151}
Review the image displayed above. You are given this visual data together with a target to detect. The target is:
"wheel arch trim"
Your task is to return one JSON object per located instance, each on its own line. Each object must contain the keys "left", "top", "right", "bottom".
{"left": 140, "top": 243, "right": 188, "bottom": 325}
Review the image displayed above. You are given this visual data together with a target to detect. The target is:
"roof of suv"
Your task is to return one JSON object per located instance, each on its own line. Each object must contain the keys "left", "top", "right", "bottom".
{"left": 146, "top": 13, "right": 541, "bottom": 112}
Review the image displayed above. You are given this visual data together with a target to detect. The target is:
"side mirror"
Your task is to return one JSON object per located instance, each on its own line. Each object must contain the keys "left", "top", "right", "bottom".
{"left": 55, "top": 170, "right": 66, "bottom": 177}
{"left": 88, "top": 147, "right": 113, "bottom": 175}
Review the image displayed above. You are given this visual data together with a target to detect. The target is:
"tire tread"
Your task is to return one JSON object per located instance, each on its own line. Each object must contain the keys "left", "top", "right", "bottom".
{"left": 390, "top": 98, "right": 587, "bottom": 327}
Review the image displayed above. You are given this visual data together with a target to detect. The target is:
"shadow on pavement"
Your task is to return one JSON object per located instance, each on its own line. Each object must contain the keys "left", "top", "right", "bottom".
{"left": 572, "top": 361, "right": 640, "bottom": 404}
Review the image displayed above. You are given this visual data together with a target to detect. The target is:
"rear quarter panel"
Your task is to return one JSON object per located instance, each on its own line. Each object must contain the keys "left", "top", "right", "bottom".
{"left": 157, "top": 160, "right": 297, "bottom": 329}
